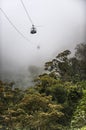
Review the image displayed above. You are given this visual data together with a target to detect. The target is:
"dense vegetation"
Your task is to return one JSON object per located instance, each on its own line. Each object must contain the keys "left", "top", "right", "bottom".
{"left": 0, "top": 43, "right": 86, "bottom": 130}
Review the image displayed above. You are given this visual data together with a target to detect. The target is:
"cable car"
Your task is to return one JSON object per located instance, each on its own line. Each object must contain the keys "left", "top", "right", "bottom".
{"left": 30, "top": 25, "right": 37, "bottom": 34}
{"left": 37, "top": 45, "right": 40, "bottom": 49}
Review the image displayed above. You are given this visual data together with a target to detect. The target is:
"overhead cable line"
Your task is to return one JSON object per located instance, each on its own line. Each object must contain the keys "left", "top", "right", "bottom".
{"left": 0, "top": 8, "right": 33, "bottom": 44}
{"left": 20, "top": 0, "right": 34, "bottom": 25}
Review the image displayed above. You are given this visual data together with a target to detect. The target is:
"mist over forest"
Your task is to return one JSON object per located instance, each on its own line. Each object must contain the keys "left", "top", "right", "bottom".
{"left": 0, "top": 1, "right": 86, "bottom": 129}
{"left": 0, "top": 0, "right": 86, "bottom": 81}
{"left": 0, "top": 42, "right": 86, "bottom": 130}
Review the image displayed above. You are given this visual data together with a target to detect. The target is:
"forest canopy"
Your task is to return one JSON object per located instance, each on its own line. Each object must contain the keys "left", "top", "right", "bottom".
{"left": 0, "top": 43, "right": 86, "bottom": 130}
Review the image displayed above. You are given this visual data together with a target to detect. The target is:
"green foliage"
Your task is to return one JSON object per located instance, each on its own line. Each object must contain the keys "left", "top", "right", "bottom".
{"left": 34, "top": 74, "right": 62, "bottom": 94}
{"left": 45, "top": 43, "right": 86, "bottom": 82}
{"left": 0, "top": 80, "right": 24, "bottom": 130}
{"left": 76, "top": 81, "right": 86, "bottom": 90}
{"left": 71, "top": 90, "right": 86, "bottom": 129}
{"left": 0, "top": 80, "right": 64, "bottom": 130}
{"left": 56, "top": 50, "right": 71, "bottom": 61}
{"left": 81, "top": 126, "right": 86, "bottom": 130}
{"left": 34, "top": 73, "right": 83, "bottom": 127}
{"left": 47, "top": 84, "right": 67, "bottom": 103}
{"left": 0, "top": 43, "right": 86, "bottom": 130}
{"left": 34, "top": 74, "right": 68, "bottom": 104}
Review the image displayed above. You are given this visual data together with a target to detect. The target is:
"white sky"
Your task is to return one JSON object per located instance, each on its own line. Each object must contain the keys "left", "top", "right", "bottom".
{"left": 0, "top": 0, "right": 86, "bottom": 73}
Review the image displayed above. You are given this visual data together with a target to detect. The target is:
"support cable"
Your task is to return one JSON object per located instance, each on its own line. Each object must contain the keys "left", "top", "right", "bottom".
{"left": 0, "top": 8, "right": 33, "bottom": 44}
{"left": 20, "top": 0, "right": 34, "bottom": 25}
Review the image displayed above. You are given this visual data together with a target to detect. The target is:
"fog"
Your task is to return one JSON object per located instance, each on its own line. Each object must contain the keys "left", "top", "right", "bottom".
{"left": 0, "top": 0, "right": 86, "bottom": 86}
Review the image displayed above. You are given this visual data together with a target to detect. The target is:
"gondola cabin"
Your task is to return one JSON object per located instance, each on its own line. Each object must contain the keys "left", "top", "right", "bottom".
{"left": 30, "top": 25, "right": 37, "bottom": 34}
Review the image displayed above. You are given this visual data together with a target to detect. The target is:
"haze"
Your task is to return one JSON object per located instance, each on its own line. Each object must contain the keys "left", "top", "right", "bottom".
{"left": 0, "top": 0, "right": 86, "bottom": 85}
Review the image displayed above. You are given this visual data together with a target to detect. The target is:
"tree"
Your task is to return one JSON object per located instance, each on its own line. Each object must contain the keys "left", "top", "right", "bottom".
{"left": 71, "top": 90, "right": 86, "bottom": 129}
{"left": 0, "top": 80, "right": 24, "bottom": 130}
{"left": 34, "top": 73, "right": 68, "bottom": 104}
{"left": 75, "top": 43, "right": 86, "bottom": 61}
{"left": 19, "top": 90, "right": 64, "bottom": 130}
{"left": 45, "top": 44, "right": 86, "bottom": 82}
{"left": 45, "top": 50, "right": 72, "bottom": 81}
{"left": 75, "top": 43, "right": 86, "bottom": 80}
